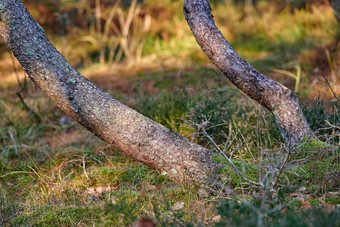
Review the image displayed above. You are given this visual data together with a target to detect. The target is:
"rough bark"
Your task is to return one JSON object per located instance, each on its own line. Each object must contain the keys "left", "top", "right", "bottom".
{"left": 183, "top": 0, "right": 312, "bottom": 145}
{"left": 0, "top": 0, "right": 221, "bottom": 187}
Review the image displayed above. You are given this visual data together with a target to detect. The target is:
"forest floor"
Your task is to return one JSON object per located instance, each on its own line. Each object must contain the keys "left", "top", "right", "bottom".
{"left": 0, "top": 0, "right": 339, "bottom": 226}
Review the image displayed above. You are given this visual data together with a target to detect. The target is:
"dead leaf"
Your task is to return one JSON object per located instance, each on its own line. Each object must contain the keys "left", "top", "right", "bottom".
{"left": 212, "top": 215, "right": 221, "bottom": 222}
{"left": 300, "top": 200, "right": 311, "bottom": 210}
{"left": 86, "top": 186, "right": 117, "bottom": 195}
{"left": 172, "top": 201, "right": 184, "bottom": 211}
{"left": 132, "top": 217, "right": 157, "bottom": 227}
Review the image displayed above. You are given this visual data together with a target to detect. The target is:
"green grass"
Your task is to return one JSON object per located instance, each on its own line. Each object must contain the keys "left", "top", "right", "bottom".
{"left": 1, "top": 79, "right": 338, "bottom": 225}
{"left": 1, "top": 0, "right": 340, "bottom": 226}
{"left": 215, "top": 198, "right": 340, "bottom": 227}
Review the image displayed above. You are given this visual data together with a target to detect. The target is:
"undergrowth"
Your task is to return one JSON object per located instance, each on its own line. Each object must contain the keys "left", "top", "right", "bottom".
{"left": 0, "top": 0, "right": 339, "bottom": 226}
{"left": 1, "top": 79, "right": 338, "bottom": 225}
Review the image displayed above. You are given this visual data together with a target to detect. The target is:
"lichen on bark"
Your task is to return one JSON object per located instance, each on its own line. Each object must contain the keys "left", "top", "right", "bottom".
{"left": 183, "top": 0, "right": 312, "bottom": 145}
{"left": 0, "top": 0, "right": 222, "bottom": 188}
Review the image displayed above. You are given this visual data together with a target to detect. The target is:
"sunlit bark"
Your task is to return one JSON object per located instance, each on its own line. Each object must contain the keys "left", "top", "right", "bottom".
{"left": 0, "top": 0, "right": 315, "bottom": 190}
{"left": 183, "top": 0, "right": 312, "bottom": 145}
{"left": 0, "top": 0, "right": 221, "bottom": 188}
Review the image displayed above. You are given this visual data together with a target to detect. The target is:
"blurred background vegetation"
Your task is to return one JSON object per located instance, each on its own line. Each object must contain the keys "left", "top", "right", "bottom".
{"left": 0, "top": 0, "right": 339, "bottom": 226}
{"left": 1, "top": 0, "right": 338, "bottom": 98}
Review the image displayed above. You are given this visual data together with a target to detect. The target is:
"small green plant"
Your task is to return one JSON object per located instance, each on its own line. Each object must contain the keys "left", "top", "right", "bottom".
{"left": 103, "top": 195, "right": 138, "bottom": 226}
{"left": 215, "top": 198, "right": 340, "bottom": 227}
{"left": 11, "top": 206, "right": 101, "bottom": 226}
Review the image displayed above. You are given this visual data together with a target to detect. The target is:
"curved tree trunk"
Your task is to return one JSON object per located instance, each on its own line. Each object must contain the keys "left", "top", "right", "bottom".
{"left": 0, "top": 0, "right": 314, "bottom": 189}
{"left": 183, "top": 0, "right": 312, "bottom": 145}
{"left": 0, "top": 0, "right": 221, "bottom": 188}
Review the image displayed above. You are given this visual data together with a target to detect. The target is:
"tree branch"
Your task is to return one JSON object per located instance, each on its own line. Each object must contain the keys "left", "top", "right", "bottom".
{"left": 0, "top": 0, "right": 222, "bottom": 188}
{"left": 183, "top": 0, "right": 312, "bottom": 145}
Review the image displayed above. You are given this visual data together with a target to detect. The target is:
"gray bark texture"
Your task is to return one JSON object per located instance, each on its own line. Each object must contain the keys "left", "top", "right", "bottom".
{"left": 183, "top": 0, "right": 312, "bottom": 145}
{"left": 0, "top": 0, "right": 221, "bottom": 188}
{"left": 0, "top": 0, "right": 314, "bottom": 189}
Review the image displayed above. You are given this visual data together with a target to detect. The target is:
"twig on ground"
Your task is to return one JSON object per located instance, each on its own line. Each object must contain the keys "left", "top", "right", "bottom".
{"left": 82, "top": 154, "right": 89, "bottom": 179}
{"left": 321, "top": 74, "right": 339, "bottom": 102}
{"left": 183, "top": 117, "right": 264, "bottom": 187}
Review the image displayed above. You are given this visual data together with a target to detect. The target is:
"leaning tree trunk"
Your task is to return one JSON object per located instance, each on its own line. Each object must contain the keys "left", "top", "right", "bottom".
{"left": 183, "top": 0, "right": 312, "bottom": 145}
{"left": 0, "top": 0, "right": 314, "bottom": 189}
{"left": 0, "top": 0, "right": 221, "bottom": 188}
